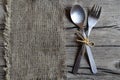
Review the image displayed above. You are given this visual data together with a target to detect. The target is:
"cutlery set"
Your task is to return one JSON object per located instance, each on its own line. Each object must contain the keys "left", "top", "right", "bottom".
{"left": 70, "top": 4, "right": 102, "bottom": 74}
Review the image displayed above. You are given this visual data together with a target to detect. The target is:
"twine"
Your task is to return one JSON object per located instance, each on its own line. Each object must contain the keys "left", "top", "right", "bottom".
{"left": 76, "top": 31, "right": 94, "bottom": 46}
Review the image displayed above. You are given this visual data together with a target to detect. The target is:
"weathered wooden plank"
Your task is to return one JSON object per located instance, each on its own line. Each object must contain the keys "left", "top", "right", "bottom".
{"left": 65, "top": 27, "right": 120, "bottom": 46}
{"left": 67, "top": 74, "right": 120, "bottom": 80}
{"left": 66, "top": 47, "right": 120, "bottom": 79}
{"left": 66, "top": 47, "right": 120, "bottom": 67}
{"left": 62, "top": 0, "right": 120, "bottom": 27}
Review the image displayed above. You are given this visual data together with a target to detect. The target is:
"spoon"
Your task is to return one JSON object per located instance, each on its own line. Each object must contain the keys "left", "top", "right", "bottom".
{"left": 70, "top": 5, "right": 86, "bottom": 74}
{"left": 70, "top": 5, "right": 85, "bottom": 29}
{"left": 70, "top": 5, "right": 98, "bottom": 74}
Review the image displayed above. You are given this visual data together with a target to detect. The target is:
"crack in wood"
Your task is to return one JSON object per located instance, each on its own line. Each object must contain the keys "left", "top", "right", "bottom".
{"left": 68, "top": 77, "right": 94, "bottom": 80}
{"left": 66, "top": 45, "right": 120, "bottom": 47}
{"left": 67, "top": 66, "right": 120, "bottom": 75}
{"left": 65, "top": 25, "right": 117, "bottom": 30}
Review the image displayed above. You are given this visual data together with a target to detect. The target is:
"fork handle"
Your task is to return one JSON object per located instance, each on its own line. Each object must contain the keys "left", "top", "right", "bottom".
{"left": 85, "top": 45, "right": 98, "bottom": 74}
{"left": 72, "top": 44, "right": 85, "bottom": 74}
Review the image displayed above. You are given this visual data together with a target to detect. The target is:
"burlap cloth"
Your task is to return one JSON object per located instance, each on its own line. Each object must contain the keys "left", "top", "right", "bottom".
{"left": 4, "top": 0, "right": 66, "bottom": 80}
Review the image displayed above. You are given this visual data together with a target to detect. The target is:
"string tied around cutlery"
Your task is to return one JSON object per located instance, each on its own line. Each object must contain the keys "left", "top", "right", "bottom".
{"left": 76, "top": 31, "right": 94, "bottom": 46}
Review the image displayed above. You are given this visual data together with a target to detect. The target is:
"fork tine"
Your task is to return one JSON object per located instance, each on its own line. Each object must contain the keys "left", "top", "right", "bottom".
{"left": 94, "top": 5, "right": 98, "bottom": 16}
{"left": 97, "top": 6, "right": 102, "bottom": 18}
{"left": 94, "top": 5, "right": 99, "bottom": 16}
{"left": 90, "top": 4, "right": 95, "bottom": 13}
{"left": 91, "top": 4, "right": 96, "bottom": 16}
{"left": 94, "top": 5, "right": 99, "bottom": 17}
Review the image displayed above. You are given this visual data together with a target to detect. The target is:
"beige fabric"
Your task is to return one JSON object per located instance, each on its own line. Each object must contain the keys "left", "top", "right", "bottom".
{"left": 5, "top": 0, "right": 66, "bottom": 80}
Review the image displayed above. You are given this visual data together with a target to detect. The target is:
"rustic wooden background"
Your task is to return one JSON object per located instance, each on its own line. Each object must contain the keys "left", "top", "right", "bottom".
{"left": 63, "top": 0, "right": 120, "bottom": 80}
{"left": 0, "top": 0, "right": 120, "bottom": 80}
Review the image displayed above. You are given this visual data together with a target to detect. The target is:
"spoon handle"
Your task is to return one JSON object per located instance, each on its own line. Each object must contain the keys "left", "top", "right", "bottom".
{"left": 72, "top": 44, "right": 85, "bottom": 74}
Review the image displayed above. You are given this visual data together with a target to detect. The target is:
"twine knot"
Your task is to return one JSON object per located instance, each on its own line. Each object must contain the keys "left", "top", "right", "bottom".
{"left": 76, "top": 31, "right": 94, "bottom": 46}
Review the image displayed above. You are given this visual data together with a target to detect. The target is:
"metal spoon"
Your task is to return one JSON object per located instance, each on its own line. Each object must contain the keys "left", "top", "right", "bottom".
{"left": 70, "top": 5, "right": 85, "bottom": 29}
{"left": 70, "top": 5, "right": 86, "bottom": 74}
{"left": 70, "top": 5, "right": 97, "bottom": 74}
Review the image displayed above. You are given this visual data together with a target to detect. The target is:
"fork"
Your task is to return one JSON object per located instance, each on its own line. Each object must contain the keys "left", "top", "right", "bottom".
{"left": 85, "top": 5, "right": 102, "bottom": 74}
{"left": 86, "top": 5, "right": 102, "bottom": 37}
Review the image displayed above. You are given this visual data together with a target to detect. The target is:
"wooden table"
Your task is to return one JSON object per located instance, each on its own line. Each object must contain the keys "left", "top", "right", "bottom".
{"left": 0, "top": 0, "right": 120, "bottom": 80}
{"left": 64, "top": 0, "right": 120, "bottom": 80}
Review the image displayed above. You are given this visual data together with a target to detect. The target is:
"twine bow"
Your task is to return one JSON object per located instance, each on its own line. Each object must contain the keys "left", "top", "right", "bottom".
{"left": 76, "top": 31, "right": 94, "bottom": 46}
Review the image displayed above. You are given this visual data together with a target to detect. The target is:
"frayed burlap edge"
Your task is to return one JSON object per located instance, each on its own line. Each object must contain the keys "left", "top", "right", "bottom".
{"left": 3, "top": 0, "right": 11, "bottom": 80}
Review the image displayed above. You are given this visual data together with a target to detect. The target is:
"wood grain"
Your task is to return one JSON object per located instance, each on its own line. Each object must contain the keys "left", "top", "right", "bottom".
{"left": 62, "top": 0, "right": 120, "bottom": 80}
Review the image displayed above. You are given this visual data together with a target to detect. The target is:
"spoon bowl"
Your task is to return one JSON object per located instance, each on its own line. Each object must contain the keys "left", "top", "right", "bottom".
{"left": 70, "top": 5, "right": 85, "bottom": 28}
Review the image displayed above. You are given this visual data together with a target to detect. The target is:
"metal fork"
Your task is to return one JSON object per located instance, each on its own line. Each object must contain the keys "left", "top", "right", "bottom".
{"left": 86, "top": 5, "right": 102, "bottom": 37}
{"left": 85, "top": 5, "right": 102, "bottom": 74}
